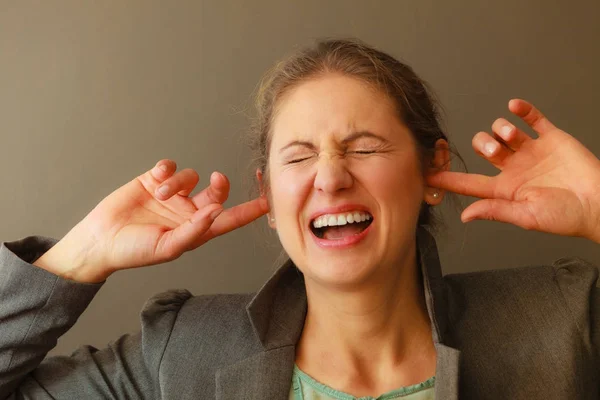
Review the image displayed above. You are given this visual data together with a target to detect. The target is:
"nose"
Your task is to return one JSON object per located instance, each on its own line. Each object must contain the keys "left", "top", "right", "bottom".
{"left": 313, "top": 153, "right": 353, "bottom": 193}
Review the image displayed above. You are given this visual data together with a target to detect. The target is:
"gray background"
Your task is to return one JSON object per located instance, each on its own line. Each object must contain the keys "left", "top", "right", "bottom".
{"left": 1, "top": 1, "right": 598, "bottom": 356}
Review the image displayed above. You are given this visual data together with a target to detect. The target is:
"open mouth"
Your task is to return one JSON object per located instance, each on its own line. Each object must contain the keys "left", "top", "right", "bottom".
{"left": 310, "top": 211, "right": 373, "bottom": 240}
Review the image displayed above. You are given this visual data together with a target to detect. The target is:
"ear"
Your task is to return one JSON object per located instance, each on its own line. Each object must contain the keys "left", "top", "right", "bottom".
{"left": 256, "top": 168, "right": 276, "bottom": 229}
{"left": 424, "top": 139, "right": 450, "bottom": 206}
{"left": 256, "top": 168, "right": 265, "bottom": 196}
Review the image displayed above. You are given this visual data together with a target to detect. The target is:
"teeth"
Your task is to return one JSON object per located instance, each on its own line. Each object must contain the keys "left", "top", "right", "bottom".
{"left": 312, "top": 211, "right": 372, "bottom": 228}
{"left": 327, "top": 215, "right": 337, "bottom": 226}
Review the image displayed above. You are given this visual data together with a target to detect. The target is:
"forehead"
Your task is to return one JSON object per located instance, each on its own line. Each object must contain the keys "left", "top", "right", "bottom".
{"left": 270, "top": 74, "right": 405, "bottom": 145}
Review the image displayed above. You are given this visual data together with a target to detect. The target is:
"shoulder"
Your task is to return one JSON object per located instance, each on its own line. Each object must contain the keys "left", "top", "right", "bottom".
{"left": 444, "top": 256, "right": 598, "bottom": 304}
{"left": 139, "top": 288, "right": 256, "bottom": 338}
{"left": 444, "top": 256, "right": 598, "bottom": 340}
{"left": 132, "top": 289, "right": 260, "bottom": 393}
{"left": 444, "top": 257, "right": 598, "bottom": 296}
{"left": 139, "top": 287, "right": 262, "bottom": 361}
{"left": 444, "top": 257, "right": 600, "bottom": 394}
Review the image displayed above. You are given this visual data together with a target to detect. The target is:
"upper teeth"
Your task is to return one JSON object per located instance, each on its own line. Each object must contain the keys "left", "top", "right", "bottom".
{"left": 312, "top": 211, "right": 372, "bottom": 228}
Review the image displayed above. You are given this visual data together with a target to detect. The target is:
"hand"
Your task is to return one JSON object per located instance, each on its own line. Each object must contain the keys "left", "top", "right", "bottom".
{"left": 427, "top": 99, "right": 600, "bottom": 243}
{"left": 36, "top": 160, "right": 269, "bottom": 282}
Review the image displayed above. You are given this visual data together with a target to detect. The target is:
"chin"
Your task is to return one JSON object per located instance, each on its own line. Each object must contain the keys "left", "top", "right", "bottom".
{"left": 301, "top": 257, "right": 378, "bottom": 289}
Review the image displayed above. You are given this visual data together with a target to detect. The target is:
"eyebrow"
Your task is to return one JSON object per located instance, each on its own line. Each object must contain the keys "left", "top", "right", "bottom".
{"left": 341, "top": 131, "right": 389, "bottom": 145}
{"left": 278, "top": 131, "right": 388, "bottom": 154}
{"left": 278, "top": 140, "right": 316, "bottom": 154}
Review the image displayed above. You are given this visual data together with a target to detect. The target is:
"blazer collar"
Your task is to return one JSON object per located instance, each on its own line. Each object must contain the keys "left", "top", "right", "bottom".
{"left": 217, "top": 226, "right": 460, "bottom": 399}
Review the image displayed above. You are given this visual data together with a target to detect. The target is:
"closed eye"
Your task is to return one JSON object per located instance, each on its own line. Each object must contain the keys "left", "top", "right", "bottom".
{"left": 351, "top": 150, "right": 376, "bottom": 154}
{"left": 287, "top": 157, "right": 312, "bottom": 164}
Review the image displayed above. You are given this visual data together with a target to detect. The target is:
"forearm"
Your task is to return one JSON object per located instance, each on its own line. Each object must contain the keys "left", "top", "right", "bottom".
{"left": 0, "top": 237, "right": 102, "bottom": 397}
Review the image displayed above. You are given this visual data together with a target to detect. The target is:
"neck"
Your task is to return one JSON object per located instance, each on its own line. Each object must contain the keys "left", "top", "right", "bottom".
{"left": 295, "top": 240, "right": 436, "bottom": 393}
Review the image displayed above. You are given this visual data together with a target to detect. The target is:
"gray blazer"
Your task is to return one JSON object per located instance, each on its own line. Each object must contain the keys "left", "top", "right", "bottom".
{"left": 0, "top": 227, "right": 598, "bottom": 399}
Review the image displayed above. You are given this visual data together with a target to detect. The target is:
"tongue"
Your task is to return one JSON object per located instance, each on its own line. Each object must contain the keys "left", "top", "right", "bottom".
{"left": 323, "top": 224, "right": 364, "bottom": 240}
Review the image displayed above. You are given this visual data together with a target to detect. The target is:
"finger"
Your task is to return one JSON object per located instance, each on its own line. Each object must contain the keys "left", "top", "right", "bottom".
{"left": 155, "top": 168, "right": 200, "bottom": 200}
{"left": 426, "top": 171, "right": 496, "bottom": 199}
{"left": 190, "top": 172, "right": 230, "bottom": 209}
{"left": 491, "top": 118, "right": 532, "bottom": 151}
{"left": 204, "top": 196, "right": 269, "bottom": 239}
{"left": 461, "top": 198, "right": 537, "bottom": 231}
{"left": 472, "top": 131, "right": 512, "bottom": 170}
{"left": 155, "top": 203, "right": 224, "bottom": 259}
{"left": 508, "top": 99, "right": 557, "bottom": 136}
{"left": 138, "top": 159, "right": 177, "bottom": 185}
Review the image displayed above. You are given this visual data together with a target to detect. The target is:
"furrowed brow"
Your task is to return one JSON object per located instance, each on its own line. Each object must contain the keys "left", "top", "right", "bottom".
{"left": 278, "top": 132, "right": 388, "bottom": 154}
{"left": 341, "top": 131, "right": 389, "bottom": 145}
{"left": 278, "top": 140, "right": 316, "bottom": 153}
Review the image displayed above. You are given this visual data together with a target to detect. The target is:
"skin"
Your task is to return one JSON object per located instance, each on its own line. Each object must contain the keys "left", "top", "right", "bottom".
{"left": 264, "top": 73, "right": 447, "bottom": 395}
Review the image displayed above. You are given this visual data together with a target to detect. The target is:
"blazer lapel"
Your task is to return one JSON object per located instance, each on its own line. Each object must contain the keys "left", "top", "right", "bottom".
{"left": 434, "top": 343, "right": 461, "bottom": 400}
{"left": 216, "top": 260, "right": 307, "bottom": 399}
{"left": 417, "top": 226, "right": 461, "bottom": 399}
{"left": 215, "top": 346, "right": 296, "bottom": 400}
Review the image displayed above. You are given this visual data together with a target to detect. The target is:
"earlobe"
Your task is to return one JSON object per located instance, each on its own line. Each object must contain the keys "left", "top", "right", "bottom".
{"left": 267, "top": 214, "right": 276, "bottom": 229}
{"left": 424, "top": 189, "right": 443, "bottom": 205}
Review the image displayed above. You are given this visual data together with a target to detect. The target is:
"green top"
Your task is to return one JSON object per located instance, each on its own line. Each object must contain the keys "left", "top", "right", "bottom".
{"left": 289, "top": 364, "right": 435, "bottom": 400}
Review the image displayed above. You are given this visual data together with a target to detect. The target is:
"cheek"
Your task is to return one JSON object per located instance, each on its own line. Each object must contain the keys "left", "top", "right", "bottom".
{"left": 269, "top": 165, "right": 314, "bottom": 220}
{"left": 353, "top": 157, "right": 424, "bottom": 205}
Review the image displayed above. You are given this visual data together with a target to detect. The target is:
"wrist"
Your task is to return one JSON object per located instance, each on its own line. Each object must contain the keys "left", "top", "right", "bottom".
{"left": 589, "top": 227, "right": 600, "bottom": 245}
{"left": 33, "top": 235, "right": 110, "bottom": 283}
{"left": 585, "top": 208, "right": 600, "bottom": 244}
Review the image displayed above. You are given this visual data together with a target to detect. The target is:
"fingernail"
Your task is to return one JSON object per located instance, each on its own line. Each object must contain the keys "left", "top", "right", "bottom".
{"left": 483, "top": 142, "right": 498, "bottom": 155}
{"left": 210, "top": 171, "right": 221, "bottom": 182}
{"left": 157, "top": 185, "right": 169, "bottom": 196}
{"left": 153, "top": 164, "right": 168, "bottom": 175}
{"left": 500, "top": 125, "right": 513, "bottom": 139}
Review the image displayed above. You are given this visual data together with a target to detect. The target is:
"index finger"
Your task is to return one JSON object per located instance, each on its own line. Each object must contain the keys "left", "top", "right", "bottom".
{"left": 204, "top": 197, "right": 270, "bottom": 238}
{"left": 508, "top": 99, "right": 557, "bottom": 136}
{"left": 426, "top": 171, "right": 496, "bottom": 199}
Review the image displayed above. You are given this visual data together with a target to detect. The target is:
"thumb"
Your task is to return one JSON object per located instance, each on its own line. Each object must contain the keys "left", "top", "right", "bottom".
{"left": 461, "top": 198, "right": 536, "bottom": 229}
{"left": 157, "top": 204, "right": 224, "bottom": 260}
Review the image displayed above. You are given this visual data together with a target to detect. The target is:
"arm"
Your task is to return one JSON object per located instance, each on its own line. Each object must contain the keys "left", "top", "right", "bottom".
{"left": 0, "top": 236, "right": 191, "bottom": 399}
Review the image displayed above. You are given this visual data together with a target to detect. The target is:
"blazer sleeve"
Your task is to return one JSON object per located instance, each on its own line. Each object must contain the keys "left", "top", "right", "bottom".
{"left": 592, "top": 287, "right": 600, "bottom": 357}
{"left": 552, "top": 256, "right": 600, "bottom": 374}
{"left": 0, "top": 236, "right": 192, "bottom": 400}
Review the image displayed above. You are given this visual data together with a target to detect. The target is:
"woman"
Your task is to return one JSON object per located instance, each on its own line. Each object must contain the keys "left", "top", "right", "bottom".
{"left": 0, "top": 39, "right": 598, "bottom": 399}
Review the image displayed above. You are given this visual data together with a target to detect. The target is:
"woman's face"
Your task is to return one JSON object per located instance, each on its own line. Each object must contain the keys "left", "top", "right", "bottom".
{"left": 267, "top": 74, "right": 431, "bottom": 287}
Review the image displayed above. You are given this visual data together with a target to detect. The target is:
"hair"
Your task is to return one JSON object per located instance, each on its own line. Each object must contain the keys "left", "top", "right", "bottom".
{"left": 248, "top": 38, "right": 466, "bottom": 236}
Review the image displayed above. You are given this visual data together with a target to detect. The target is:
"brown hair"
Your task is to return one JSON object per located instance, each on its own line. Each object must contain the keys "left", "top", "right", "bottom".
{"left": 249, "top": 38, "right": 465, "bottom": 234}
